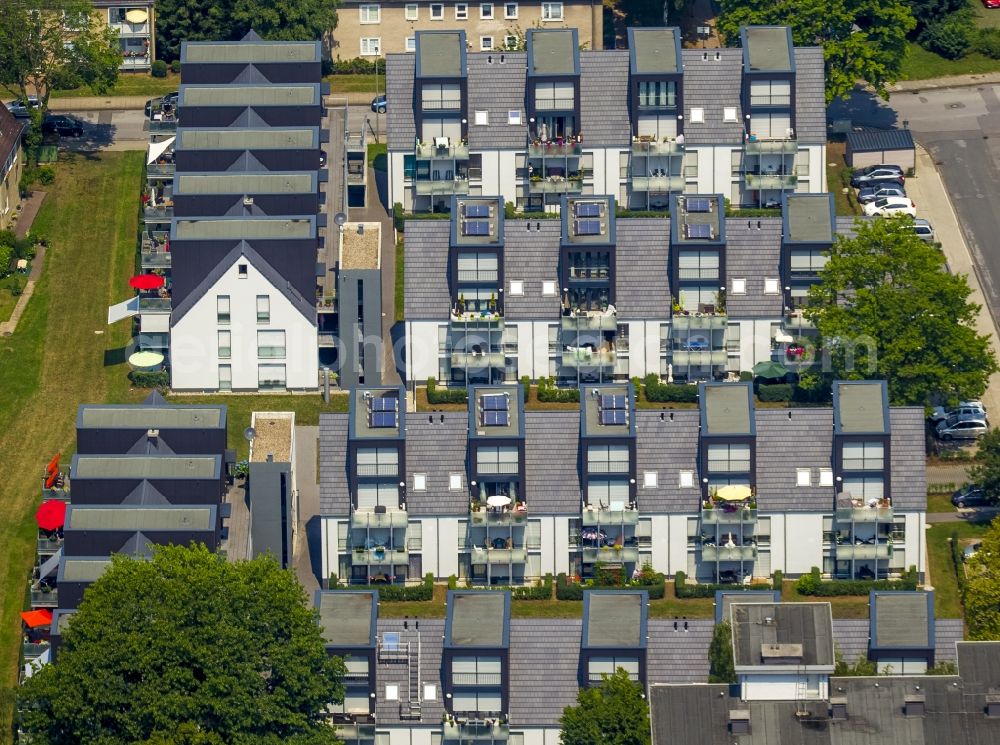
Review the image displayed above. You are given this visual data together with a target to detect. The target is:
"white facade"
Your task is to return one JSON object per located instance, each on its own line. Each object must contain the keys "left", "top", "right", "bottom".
{"left": 740, "top": 673, "right": 829, "bottom": 702}
{"left": 170, "top": 254, "right": 318, "bottom": 392}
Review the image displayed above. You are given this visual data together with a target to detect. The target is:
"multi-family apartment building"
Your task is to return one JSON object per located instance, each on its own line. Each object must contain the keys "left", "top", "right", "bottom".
{"left": 330, "top": 0, "right": 603, "bottom": 57}
{"left": 385, "top": 26, "right": 826, "bottom": 213}
{"left": 92, "top": 2, "right": 156, "bottom": 71}
{"left": 318, "top": 379, "right": 926, "bottom": 590}
{"left": 403, "top": 191, "right": 849, "bottom": 386}
{"left": 0, "top": 104, "right": 25, "bottom": 229}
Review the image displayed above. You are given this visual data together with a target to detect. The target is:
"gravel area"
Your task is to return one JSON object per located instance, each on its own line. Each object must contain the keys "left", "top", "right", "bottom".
{"left": 340, "top": 222, "right": 380, "bottom": 269}
{"left": 251, "top": 415, "right": 293, "bottom": 463}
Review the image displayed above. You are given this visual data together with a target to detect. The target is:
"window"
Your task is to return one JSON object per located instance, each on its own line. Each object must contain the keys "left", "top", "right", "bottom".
{"left": 819, "top": 468, "right": 834, "bottom": 486}
{"left": 452, "top": 656, "right": 502, "bottom": 686}
{"left": 430, "top": 3, "right": 444, "bottom": 19}
{"left": 480, "top": 36, "right": 494, "bottom": 51}
{"left": 508, "top": 110, "right": 521, "bottom": 125}
{"left": 541, "top": 1, "right": 563, "bottom": 20}
{"left": 480, "top": 2, "right": 494, "bottom": 18}
{"left": 256, "top": 295, "right": 270, "bottom": 323}
{"left": 842, "top": 441, "right": 885, "bottom": 470}
{"left": 474, "top": 109, "right": 489, "bottom": 125}
{"left": 677, "top": 250, "right": 720, "bottom": 280}
{"left": 456, "top": 3, "right": 468, "bottom": 19}
{"left": 732, "top": 278, "right": 746, "bottom": 295}
{"left": 218, "top": 330, "right": 231, "bottom": 359}
{"left": 421, "top": 83, "right": 462, "bottom": 110}
{"left": 689, "top": 107, "right": 704, "bottom": 123}
{"left": 413, "top": 473, "right": 427, "bottom": 490}
{"left": 542, "top": 281, "right": 556, "bottom": 296}
{"left": 749, "top": 79, "right": 791, "bottom": 107}
{"left": 450, "top": 472, "right": 463, "bottom": 490}
{"left": 764, "top": 278, "right": 780, "bottom": 295}
{"left": 385, "top": 685, "right": 399, "bottom": 701}
{"left": 360, "top": 37, "right": 381, "bottom": 56}
{"left": 505, "top": 2, "right": 518, "bottom": 19}
{"left": 796, "top": 468, "right": 811, "bottom": 487}
{"left": 405, "top": 36, "right": 416, "bottom": 52}
{"left": 505, "top": 34, "right": 518, "bottom": 49}
{"left": 637, "top": 81, "right": 676, "bottom": 108}
{"left": 218, "top": 364, "right": 232, "bottom": 391}
{"left": 842, "top": 476, "right": 884, "bottom": 501}
{"left": 217, "top": 295, "right": 230, "bottom": 324}
{"left": 457, "top": 253, "right": 498, "bottom": 282}
{"left": 405, "top": 3, "right": 418, "bottom": 20}
{"left": 723, "top": 106, "right": 737, "bottom": 122}
{"left": 589, "top": 656, "right": 639, "bottom": 683}
{"left": 357, "top": 449, "right": 399, "bottom": 477}
{"left": 679, "top": 470, "right": 694, "bottom": 488}
{"left": 509, "top": 280, "right": 524, "bottom": 296}
{"left": 534, "top": 81, "right": 574, "bottom": 110}
{"left": 707, "top": 443, "right": 751, "bottom": 473}
{"left": 257, "top": 330, "right": 286, "bottom": 359}
{"left": 790, "top": 249, "right": 828, "bottom": 274}
{"left": 476, "top": 446, "right": 519, "bottom": 473}
{"left": 424, "top": 684, "right": 437, "bottom": 700}
{"left": 238, "top": 263, "right": 248, "bottom": 278}
{"left": 587, "top": 444, "right": 630, "bottom": 474}
{"left": 258, "top": 364, "right": 286, "bottom": 391}
{"left": 644, "top": 471, "right": 658, "bottom": 488}
{"left": 359, "top": 4, "right": 380, "bottom": 23}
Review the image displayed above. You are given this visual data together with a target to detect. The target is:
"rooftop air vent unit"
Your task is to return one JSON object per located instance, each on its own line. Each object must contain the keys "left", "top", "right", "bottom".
{"left": 728, "top": 710, "right": 750, "bottom": 735}
{"left": 147, "top": 428, "right": 159, "bottom": 440}
{"left": 829, "top": 697, "right": 847, "bottom": 720}
{"left": 904, "top": 694, "right": 926, "bottom": 718}
{"left": 243, "top": 196, "right": 254, "bottom": 206}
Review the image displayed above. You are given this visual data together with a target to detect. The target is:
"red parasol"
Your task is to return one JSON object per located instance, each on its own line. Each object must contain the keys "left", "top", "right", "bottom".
{"left": 44, "top": 471, "right": 59, "bottom": 489}
{"left": 129, "top": 274, "right": 165, "bottom": 290}
{"left": 46, "top": 453, "right": 60, "bottom": 475}
{"left": 20, "top": 609, "right": 53, "bottom": 629}
{"left": 35, "top": 500, "right": 66, "bottom": 531}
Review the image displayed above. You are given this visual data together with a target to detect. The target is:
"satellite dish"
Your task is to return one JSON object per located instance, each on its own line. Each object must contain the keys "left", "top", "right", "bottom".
{"left": 244, "top": 427, "right": 257, "bottom": 442}
{"left": 334, "top": 212, "right": 347, "bottom": 226}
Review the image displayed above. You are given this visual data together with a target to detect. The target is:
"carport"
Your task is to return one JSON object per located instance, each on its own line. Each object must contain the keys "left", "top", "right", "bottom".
{"left": 846, "top": 128, "right": 915, "bottom": 172}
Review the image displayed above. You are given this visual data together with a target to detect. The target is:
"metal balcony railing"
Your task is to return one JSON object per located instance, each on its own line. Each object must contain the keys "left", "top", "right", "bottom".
{"left": 475, "top": 462, "right": 519, "bottom": 475}
{"left": 356, "top": 464, "right": 398, "bottom": 477}
{"left": 581, "top": 507, "right": 639, "bottom": 526}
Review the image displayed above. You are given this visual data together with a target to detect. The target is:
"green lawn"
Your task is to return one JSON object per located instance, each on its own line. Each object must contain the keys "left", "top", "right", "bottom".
{"left": 826, "top": 142, "right": 861, "bottom": 217}
{"left": 899, "top": 41, "right": 1000, "bottom": 81}
{"left": 928, "top": 493, "right": 958, "bottom": 513}
{"left": 0, "top": 275, "right": 26, "bottom": 324}
{"left": 972, "top": 0, "right": 1000, "bottom": 29}
{"left": 48, "top": 72, "right": 180, "bottom": 100}
{"left": 927, "top": 518, "right": 995, "bottom": 620}
{"left": 325, "top": 74, "right": 381, "bottom": 94}
{"left": 394, "top": 236, "right": 404, "bottom": 323}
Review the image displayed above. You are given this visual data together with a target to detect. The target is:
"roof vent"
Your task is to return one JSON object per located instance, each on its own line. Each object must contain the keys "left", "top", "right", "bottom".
{"left": 829, "top": 696, "right": 847, "bottom": 720}
{"left": 985, "top": 690, "right": 1000, "bottom": 718}
{"left": 702, "top": 51, "right": 708, "bottom": 60}
{"left": 243, "top": 196, "right": 254, "bottom": 206}
{"left": 500, "top": 54, "right": 506, "bottom": 64}
{"left": 904, "top": 694, "right": 926, "bottom": 718}
{"left": 728, "top": 709, "right": 750, "bottom": 735}
{"left": 357, "top": 224, "right": 365, "bottom": 235}
{"left": 715, "top": 51, "right": 721, "bottom": 61}
{"left": 147, "top": 428, "right": 159, "bottom": 440}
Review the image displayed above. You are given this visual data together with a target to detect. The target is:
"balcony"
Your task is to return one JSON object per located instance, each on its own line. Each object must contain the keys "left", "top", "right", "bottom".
{"left": 110, "top": 19, "right": 151, "bottom": 37}
{"left": 457, "top": 269, "right": 499, "bottom": 283}
{"left": 672, "top": 314, "right": 727, "bottom": 331}
{"left": 744, "top": 138, "right": 798, "bottom": 155}
{"left": 582, "top": 546, "right": 639, "bottom": 563}
{"left": 22, "top": 642, "right": 51, "bottom": 660}
{"left": 143, "top": 205, "right": 173, "bottom": 221}
{"left": 671, "top": 349, "right": 727, "bottom": 366}
{"left": 567, "top": 266, "right": 610, "bottom": 282}
{"left": 317, "top": 294, "right": 338, "bottom": 313}
{"left": 416, "top": 142, "right": 470, "bottom": 159}
{"left": 443, "top": 720, "right": 510, "bottom": 743}
{"left": 631, "top": 139, "right": 684, "bottom": 156}
{"left": 451, "top": 351, "right": 506, "bottom": 368}
{"left": 745, "top": 172, "right": 797, "bottom": 190}
{"left": 40, "top": 487, "right": 70, "bottom": 503}
{"left": 30, "top": 588, "right": 59, "bottom": 608}
{"left": 350, "top": 509, "right": 408, "bottom": 529}
{"left": 701, "top": 544, "right": 756, "bottom": 561}
{"left": 701, "top": 506, "right": 757, "bottom": 525}
{"left": 450, "top": 311, "right": 503, "bottom": 329}
{"left": 562, "top": 348, "right": 616, "bottom": 367}
{"left": 528, "top": 142, "right": 582, "bottom": 157}
{"left": 138, "top": 297, "right": 171, "bottom": 313}
{"left": 415, "top": 178, "right": 470, "bottom": 196}
{"left": 356, "top": 464, "right": 399, "bottom": 477}
{"left": 581, "top": 507, "right": 639, "bottom": 526}
{"left": 631, "top": 175, "right": 686, "bottom": 192}
{"left": 561, "top": 313, "right": 617, "bottom": 331}
{"left": 784, "top": 311, "right": 816, "bottom": 331}
{"left": 140, "top": 248, "right": 171, "bottom": 269}
{"left": 835, "top": 542, "right": 891, "bottom": 560}
{"left": 36, "top": 535, "right": 63, "bottom": 554}
{"left": 146, "top": 163, "right": 174, "bottom": 177}
{"left": 470, "top": 506, "right": 528, "bottom": 525}
{"left": 836, "top": 505, "right": 894, "bottom": 523}
{"left": 470, "top": 546, "right": 527, "bottom": 564}
{"left": 352, "top": 547, "right": 409, "bottom": 565}
{"left": 148, "top": 120, "right": 177, "bottom": 134}
{"left": 527, "top": 177, "right": 583, "bottom": 194}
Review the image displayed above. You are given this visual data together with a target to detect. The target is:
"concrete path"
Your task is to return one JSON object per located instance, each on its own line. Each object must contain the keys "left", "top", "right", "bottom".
{"left": 223, "top": 481, "right": 251, "bottom": 562}
{"left": 889, "top": 72, "right": 1000, "bottom": 93}
{"left": 928, "top": 507, "right": 999, "bottom": 523}
{"left": 48, "top": 91, "right": 374, "bottom": 111}
{"left": 293, "top": 426, "right": 321, "bottom": 593}
{"left": 927, "top": 463, "right": 971, "bottom": 487}
{"left": 0, "top": 191, "right": 47, "bottom": 337}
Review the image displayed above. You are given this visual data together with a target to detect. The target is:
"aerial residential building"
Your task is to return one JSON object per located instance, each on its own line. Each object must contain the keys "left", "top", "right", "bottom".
{"left": 329, "top": 0, "right": 603, "bottom": 57}
{"left": 0, "top": 104, "right": 25, "bottom": 229}
{"left": 385, "top": 26, "right": 826, "bottom": 213}
{"left": 403, "top": 192, "right": 851, "bottom": 387}
{"left": 318, "top": 379, "right": 926, "bottom": 588}
{"left": 92, "top": 2, "right": 156, "bottom": 70}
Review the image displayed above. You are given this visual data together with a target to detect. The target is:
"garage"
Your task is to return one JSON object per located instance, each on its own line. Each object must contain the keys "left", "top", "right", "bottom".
{"left": 846, "top": 129, "right": 915, "bottom": 172}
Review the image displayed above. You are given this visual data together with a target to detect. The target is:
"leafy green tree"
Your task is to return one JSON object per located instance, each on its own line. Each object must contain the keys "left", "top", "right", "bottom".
{"left": 18, "top": 544, "right": 345, "bottom": 745}
{"left": 807, "top": 217, "right": 998, "bottom": 407}
{"left": 919, "top": 10, "right": 975, "bottom": 59}
{"left": 708, "top": 621, "right": 736, "bottom": 683}
{"left": 0, "top": 0, "right": 120, "bottom": 113}
{"left": 909, "top": 0, "right": 968, "bottom": 29}
{"left": 834, "top": 648, "right": 878, "bottom": 675}
{"left": 963, "top": 515, "right": 1000, "bottom": 640}
{"left": 153, "top": 0, "right": 238, "bottom": 62}
{"left": 560, "top": 668, "right": 650, "bottom": 745}
{"left": 716, "top": 0, "right": 916, "bottom": 101}
{"left": 971, "top": 430, "right": 1000, "bottom": 498}
{"left": 231, "top": 0, "right": 339, "bottom": 42}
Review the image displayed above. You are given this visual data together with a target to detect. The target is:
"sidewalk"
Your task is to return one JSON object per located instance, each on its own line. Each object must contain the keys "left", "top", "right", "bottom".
{"left": 889, "top": 71, "right": 1000, "bottom": 93}
{"left": 0, "top": 191, "right": 47, "bottom": 337}
{"left": 48, "top": 91, "right": 374, "bottom": 111}
{"left": 905, "top": 144, "right": 1000, "bottom": 417}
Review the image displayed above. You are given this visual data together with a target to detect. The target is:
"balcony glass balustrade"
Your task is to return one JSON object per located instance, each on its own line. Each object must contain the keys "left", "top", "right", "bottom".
{"left": 581, "top": 546, "right": 639, "bottom": 563}
{"left": 350, "top": 509, "right": 408, "bottom": 528}
{"left": 581, "top": 506, "right": 639, "bottom": 526}
{"left": 469, "top": 507, "right": 528, "bottom": 525}
{"left": 416, "top": 142, "right": 470, "bottom": 159}
{"left": 631, "top": 175, "right": 686, "bottom": 192}
{"left": 527, "top": 177, "right": 583, "bottom": 194}
{"left": 672, "top": 314, "right": 727, "bottom": 330}
{"left": 701, "top": 544, "right": 756, "bottom": 561}
{"left": 351, "top": 547, "right": 409, "bottom": 565}
{"left": 835, "top": 542, "right": 891, "bottom": 560}
{"left": 745, "top": 172, "right": 797, "bottom": 189}
{"left": 744, "top": 139, "right": 798, "bottom": 155}
{"left": 701, "top": 505, "right": 757, "bottom": 525}
{"left": 442, "top": 720, "right": 510, "bottom": 743}
{"left": 631, "top": 139, "right": 684, "bottom": 156}
{"left": 527, "top": 141, "right": 582, "bottom": 157}
{"left": 470, "top": 546, "right": 527, "bottom": 564}
{"left": 561, "top": 313, "right": 617, "bottom": 331}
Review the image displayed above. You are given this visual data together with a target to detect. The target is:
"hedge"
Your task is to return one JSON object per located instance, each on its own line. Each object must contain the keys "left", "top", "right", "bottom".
{"left": 950, "top": 530, "right": 967, "bottom": 594}
{"left": 795, "top": 566, "right": 918, "bottom": 596}
{"left": 393, "top": 202, "right": 452, "bottom": 232}
{"left": 772, "top": 570, "right": 783, "bottom": 592}
{"left": 537, "top": 377, "right": 579, "bottom": 403}
{"left": 674, "top": 571, "right": 761, "bottom": 599}
{"left": 426, "top": 377, "right": 467, "bottom": 404}
{"left": 642, "top": 373, "right": 698, "bottom": 403}
{"left": 128, "top": 370, "right": 169, "bottom": 388}
{"left": 758, "top": 383, "right": 793, "bottom": 402}
{"left": 460, "top": 574, "right": 553, "bottom": 600}
{"left": 329, "top": 572, "right": 435, "bottom": 601}
{"left": 556, "top": 572, "right": 665, "bottom": 600}
{"left": 327, "top": 57, "right": 386, "bottom": 75}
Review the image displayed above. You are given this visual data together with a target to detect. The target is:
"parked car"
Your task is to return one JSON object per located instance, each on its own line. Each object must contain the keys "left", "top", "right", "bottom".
{"left": 984, "top": 0, "right": 1000, "bottom": 8}
{"left": 964, "top": 541, "right": 983, "bottom": 561}
{"left": 935, "top": 415, "right": 989, "bottom": 440}
{"left": 5, "top": 96, "right": 39, "bottom": 118}
{"left": 952, "top": 485, "right": 996, "bottom": 509}
{"left": 41, "top": 114, "right": 84, "bottom": 137}
{"left": 851, "top": 164, "right": 905, "bottom": 187}
{"left": 862, "top": 196, "right": 916, "bottom": 217}
{"left": 912, "top": 218, "right": 935, "bottom": 242}
{"left": 930, "top": 401, "right": 987, "bottom": 424}
{"left": 371, "top": 94, "right": 387, "bottom": 113}
{"left": 320, "top": 149, "right": 327, "bottom": 168}
{"left": 856, "top": 182, "right": 906, "bottom": 204}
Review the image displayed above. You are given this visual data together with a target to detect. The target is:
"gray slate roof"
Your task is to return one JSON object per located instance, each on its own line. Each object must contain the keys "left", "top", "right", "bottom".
{"left": 847, "top": 128, "right": 915, "bottom": 153}
{"left": 681, "top": 48, "right": 745, "bottom": 145}
{"left": 385, "top": 54, "right": 416, "bottom": 151}
{"left": 524, "top": 412, "right": 580, "bottom": 515}
{"left": 467, "top": 53, "right": 529, "bottom": 150}
{"left": 792, "top": 48, "right": 827, "bottom": 145}
{"left": 755, "top": 409, "right": 834, "bottom": 512}
{"left": 501, "top": 220, "right": 563, "bottom": 321}
{"left": 579, "top": 51, "right": 630, "bottom": 147}
{"left": 318, "top": 413, "right": 349, "bottom": 516}
{"left": 634, "top": 410, "right": 701, "bottom": 513}
{"left": 889, "top": 408, "right": 928, "bottom": 511}
{"left": 614, "top": 219, "right": 671, "bottom": 319}
{"left": 402, "top": 219, "right": 452, "bottom": 320}
{"left": 405, "top": 416, "right": 471, "bottom": 516}
{"left": 725, "top": 218, "right": 784, "bottom": 318}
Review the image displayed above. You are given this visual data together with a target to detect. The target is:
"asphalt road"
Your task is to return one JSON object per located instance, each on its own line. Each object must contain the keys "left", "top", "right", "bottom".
{"left": 51, "top": 108, "right": 149, "bottom": 151}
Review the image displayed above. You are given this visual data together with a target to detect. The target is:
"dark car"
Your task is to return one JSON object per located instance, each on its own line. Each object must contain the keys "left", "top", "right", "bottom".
{"left": 850, "top": 165, "right": 905, "bottom": 188}
{"left": 951, "top": 485, "right": 996, "bottom": 508}
{"left": 371, "top": 94, "right": 387, "bottom": 113}
{"left": 856, "top": 181, "right": 905, "bottom": 204}
{"left": 41, "top": 114, "right": 84, "bottom": 137}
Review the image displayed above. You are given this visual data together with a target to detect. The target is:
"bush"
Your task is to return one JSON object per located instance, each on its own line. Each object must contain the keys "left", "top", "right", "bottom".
{"left": 642, "top": 374, "right": 698, "bottom": 403}
{"left": 327, "top": 57, "right": 385, "bottom": 75}
{"left": 974, "top": 27, "right": 1000, "bottom": 59}
{"left": 758, "top": 383, "right": 793, "bottom": 402}
{"left": 447, "top": 574, "right": 457, "bottom": 589}
{"left": 330, "top": 572, "right": 434, "bottom": 600}
{"left": 169, "top": 59, "right": 181, "bottom": 73}
{"left": 951, "top": 530, "right": 967, "bottom": 593}
{"left": 128, "top": 370, "right": 169, "bottom": 388}
{"left": 537, "top": 377, "right": 579, "bottom": 403}
{"left": 151, "top": 59, "right": 168, "bottom": 78}
{"left": 37, "top": 167, "right": 55, "bottom": 186}
{"left": 772, "top": 570, "right": 783, "bottom": 592}
{"left": 920, "top": 11, "right": 974, "bottom": 60}
{"left": 0, "top": 243, "right": 12, "bottom": 278}
{"left": 392, "top": 202, "right": 404, "bottom": 232}
{"left": 464, "top": 574, "right": 553, "bottom": 600}
{"left": 674, "top": 573, "right": 761, "bottom": 598}
{"left": 556, "top": 571, "right": 665, "bottom": 600}
{"left": 795, "top": 565, "right": 918, "bottom": 595}
{"left": 739, "top": 371, "right": 754, "bottom": 382}
{"left": 426, "top": 377, "right": 467, "bottom": 404}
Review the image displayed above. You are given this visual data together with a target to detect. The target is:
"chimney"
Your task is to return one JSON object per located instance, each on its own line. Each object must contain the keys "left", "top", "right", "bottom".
{"left": 985, "top": 691, "right": 1000, "bottom": 718}
{"left": 903, "top": 694, "right": 926, "bottom": 718}
{"left": 728, "top": 709, "right": 751, "bottom": 735}
{"left": 266, "top": 453, "right": 274, "bottom": 463}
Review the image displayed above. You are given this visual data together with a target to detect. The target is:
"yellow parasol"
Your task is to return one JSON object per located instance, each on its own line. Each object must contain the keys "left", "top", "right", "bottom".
{"left": 715, "top": 484, "right": 752, "bottom": 502}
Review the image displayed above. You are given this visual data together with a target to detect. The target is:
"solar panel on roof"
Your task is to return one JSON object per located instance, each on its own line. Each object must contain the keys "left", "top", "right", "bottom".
{"left": 463, "top": 220, "right": 490, "bottom": 236}
{"left": 483, "top": 410, "right": 509, "bottom": 426}
{"left": 575, "top": 202, "right": 601, "bottom": 217}
{"left": 482, "top": 394, "right": 509, "bottom": 411}
{"left": 686, "top": 198, "right": 711, "bottom": 213}
{"left": 371, "top": 411, "right": 397, "bottom": 428}
{"left": 464, "top": 204, "right": 489, "bottom": 218}
{"left": 371, "top": 397, "right": 397, "bottom": 412}
{"left": 600, "top": 409, "right": 627, "bottom": 426}
{"left": 600, "top": 394, "right": 626, "bottom": 410}
{"left": 686, "top": 223, "right": 712, "bottom": 239}
{"left": 575, "top": 219, "right": 601, "bottom": 236}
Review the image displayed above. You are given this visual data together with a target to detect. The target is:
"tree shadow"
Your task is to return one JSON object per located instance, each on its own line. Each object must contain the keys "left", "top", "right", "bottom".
{"left": 827, "top": 87, "right": 901, "bottom": 130}
{"left": 103, "top": 345, "right": 130, "bottom": 367}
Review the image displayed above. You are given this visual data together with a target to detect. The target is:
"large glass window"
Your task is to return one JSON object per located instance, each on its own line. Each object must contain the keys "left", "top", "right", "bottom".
{"left": 359, "top": 4, "right": 380, "bottom": 23}
{"left": 421, "top": 83, "right": 461, "bottom": 111}
{"left": 707, "top": 443, "right": 751, "bottom": 473}
{"left": 749, "top": 79, "right": 791, "bottom": 107}
{"left": 587, "top": 444, "right": 630, "bottom": 473}
{"left": 588, "top": 656, "right": 639, "bottom": 683}
{"left": 677, "top": 250, "right": 720, "bottom": 280}
{"left": 258, "top": 364, "right": 286, "bottom": 390}
{"left": 457, "top": 252, "right": 499, "bottom": 282}
{"left": 256, "top": 294, "right": 270, "bottom": 323}
{"left": 534, "top": 81, "right": 574, "bottom": 111}
{"left": 842, "top": 476, "right": 884, "bottom": 501}
{"left": 216, "top": 295, "right": 230, "bottom": 324}
{"left": 357, "top": 481, "right": 399, "bottom": 509}
{"left": 842, "top": 442, "right": 885, "bottom": 471}
{"left": 638, "top": 80, "right": 676, "bottom": 108}
{"left": 541, "top": 1, "right": 563, "bottom": 20}
{"left": 257, "top": 330, "right": 286, "bottom": 359}
{"left": 452, "top": 656, "right": 502, "bottom": 686}
{"left": 587, "top": 478, "right": 630, "bottom": 507}
{"left": 476, "top": 446, "right": 519, "bottom": 474}
{"left": 789, "top": 249, "right": 828, "bottom": 274}
{"left": 217, "top": 330, "right": 231, "bottom": 359}
{"left": 356, "top": 448, "right": 399, "bottom": 476}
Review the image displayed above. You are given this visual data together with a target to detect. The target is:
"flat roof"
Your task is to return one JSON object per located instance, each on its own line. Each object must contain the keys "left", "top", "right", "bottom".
{"left": 316, "top": 591, "right": 377, "bottom": 647}
{"left": 629, "top": 28, "right": 681, "bottom": 74}
{"left": 450, "top": 196, "right": 504, "bottom": 248}
{"left": 743, "top": 27, "right": 794, "bottom": 72}
{"left": 416, "top": 31, "right": 466, "bottom": 77}
{"left": 78, "top": 405, "right": 224, "bottom": 429}
{"left": 872, "top": 592, "right": 932, "bottom": 649}
{"left": 174, "top": 217, "right": 314, "bottom": 240}
{"left": 580, "top": 384, "right": 635, "bottom": 438}
{"left": 340, "top": 222, "right": 381, "bottom": 270}
{"left": 176, "top": 173, "right": 315, "bottom": 195}
{"left": 72, "top": 455, "right": 219, "bottom": 480}
{"left": 672, "top": 195, "right": 724, "bottom": 245}
{"left": 469, "top": 385, "right": 524, "bottom": 439}
{"left": 66, "top": 505, "right": 215, "bottom": 532}
{"left": 701, "top": 383, "right": 753, "bottom": 436}
{"left": 350, "top": 387, "right": 406, "bottom": 440}
{"left": 562, "top": 196, "right": 616, "bottom": 246}
{"left": 834, "top": 381, "right": 889, "bottom": 434}
{"left": 184, "top": 41, "right": 320, "bottom": 64}
{"left": 250, "top": 414, "right": 293, "bottom": 463}
{"left": 731, "top": 603, "right": 835, "bottom": 668}
{"left": 583, "top": 591, "right": 647, "bottom": 648}
{"left": 176, "top": 128, "right": 318, "bottom": 150}
{"left": 528, "top": 29, "right": 579, "bottom": 76}
{"left": 180, "top": 85, "right": 320, "bottom": 107}
{"left": 51, "top": 609, "right": 76, "bottom": 636}
{"left": 60, "top": 557, "right": 112, "bottom": 583}
{"left": 714, "top": 590, "right": 782, "bottom": 624}
{"left": 784, "top": 194, "right": 834, "bottom": 243}
{"left": 446, "top": 591, "right": 510, "bottom": 648}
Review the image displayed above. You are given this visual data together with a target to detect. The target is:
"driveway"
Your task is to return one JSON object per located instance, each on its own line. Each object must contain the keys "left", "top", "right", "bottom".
{"left": 47, "top": 109, "right": 148, "bottom": 152}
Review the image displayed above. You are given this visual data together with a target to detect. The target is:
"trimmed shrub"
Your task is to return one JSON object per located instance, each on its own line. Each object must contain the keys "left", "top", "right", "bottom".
{"left": 151, "top": 59, "right": 168, "bottom": 78}
{"left": 643, "top": 375, "right": 698, "bottom": 403}
{"left": 447, "top": 574, "right": 458, "bottom": 589}
{"left": 328, "top": 57, "right": 385, "bottom": 75}
{"left": 426, "top": 377, "right": 467, "bottom": 404}
{"left": 950, "top": 531, "right": 967, "bottom": 593}
{"left": 556, "top": 572, "right": 665, "bottom": 600}
{"left": 675, "top": 577, "right": 761, "bottom": 599}
{"left": 795, "top": 565, "right": 918, "bottom": 596}
{"left": 772, "top": 570, "right": 783, "bottom": 592}
{"left": 537, "top": 377, "right": 579, "bottom": 403}
{"left": 465, "top": 574, "right": 553, "bottom": 600}
{"left": 974, "top": 27, "right": 1000, "bottom": 59}
{"left": 739, "top": 371, "right": 754, "bottom": 382}
{"left": 128, "top": 370, "right": 169, "bottom": 388}
{"left": 331, "top": 572, "right": 434, "bottom": 600}
{"left": 520, "top": 375, "right": 531, "bottom": 401}
{"left": 920, "top": 11, "right": 974, "bottom": 60}
{"left": 758, "top": 383, "right": 793, "bottom": 402}
{"left": 393, "top": 202, "right": 404, "bottom": 232}
{"left": 37, "top": 167, "right": 55, "bottom": 186}
{"left": 169, "top": 59, "right": 181, "bottom": 73}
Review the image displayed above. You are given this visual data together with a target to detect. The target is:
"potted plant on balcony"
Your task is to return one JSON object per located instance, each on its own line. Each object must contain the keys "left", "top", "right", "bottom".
{"left": 374, "top": 545, "right": 386, "bottom": 560}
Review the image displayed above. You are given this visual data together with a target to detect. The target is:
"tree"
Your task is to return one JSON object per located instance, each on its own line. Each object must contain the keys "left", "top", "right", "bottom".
{"left": 834, "top": 648, "right": 878, "bottom": 675}
{"left": 18, "top": 544, "right": 345, "bottom": 745}
{"left": 716, "top": 0, "right": 916, "bottom": 101}
{"left": 708, "top": 621, "right": 736, "bottom": 683}
{"left": 919, "top": 10, "right": 975, "bottom": 59}
{"left": 971, "top": 430, "right": 1000, "bottom": 499}
{"left": 0, "top": 0, "right": 120, "bottom": 113}
{"left": 963, "top": 515, "right": 1000, "bottom": 640}
{"left": 231, "top": 0, "right": 339, "bottom": 43}
{"left": 153, "top": 0, "right": 239, "bottom": 62}
{"left": 806, "top": 217, "right": 998, "bottom": 408}
{"left": 559, "top": 668, "right": 650, "bottom": 745}
{"left": 908, "top": 0, "right": 968, "bottom": 30}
